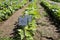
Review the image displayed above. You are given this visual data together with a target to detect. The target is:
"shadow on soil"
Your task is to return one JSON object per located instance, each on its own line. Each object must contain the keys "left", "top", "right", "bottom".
{"left": 11, "top": 22, "right": 21, "bottom": 40}
{"left": 10, "top": 22, "right": 26, "bottom": 40}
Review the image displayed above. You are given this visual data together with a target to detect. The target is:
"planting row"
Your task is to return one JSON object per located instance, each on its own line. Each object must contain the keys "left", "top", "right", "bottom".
{"left": 0, "top": 0, "right": 28, "bottom": 22}
{"left": 16, "top": 0, "right": 40, "bottom": 40}
{"left": 51, "top": 0, "right": 60, "bottom": 2}
{"left": 41, "top": 0, "right": 60, "bottom": 21}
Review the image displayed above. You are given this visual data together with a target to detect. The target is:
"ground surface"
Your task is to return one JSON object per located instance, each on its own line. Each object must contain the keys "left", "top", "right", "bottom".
{"left": 0, "top": 0, "right": 60, "bottom": 40}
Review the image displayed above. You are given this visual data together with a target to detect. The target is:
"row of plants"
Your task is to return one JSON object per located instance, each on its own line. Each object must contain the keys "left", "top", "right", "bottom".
{"left": 41, "top": 0, "right": 60, "bottom": 21}
{"left": 0, "top": 37, "right": 13, "bottom": 40}
{"left": 51, "top": 0, "right": 60, "bottom": 2}
{"left": 0, "top": 0, "right": 28, "bottom": 22}
{"left": 16, "top": 0, "right": 40, "bottom": 40}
